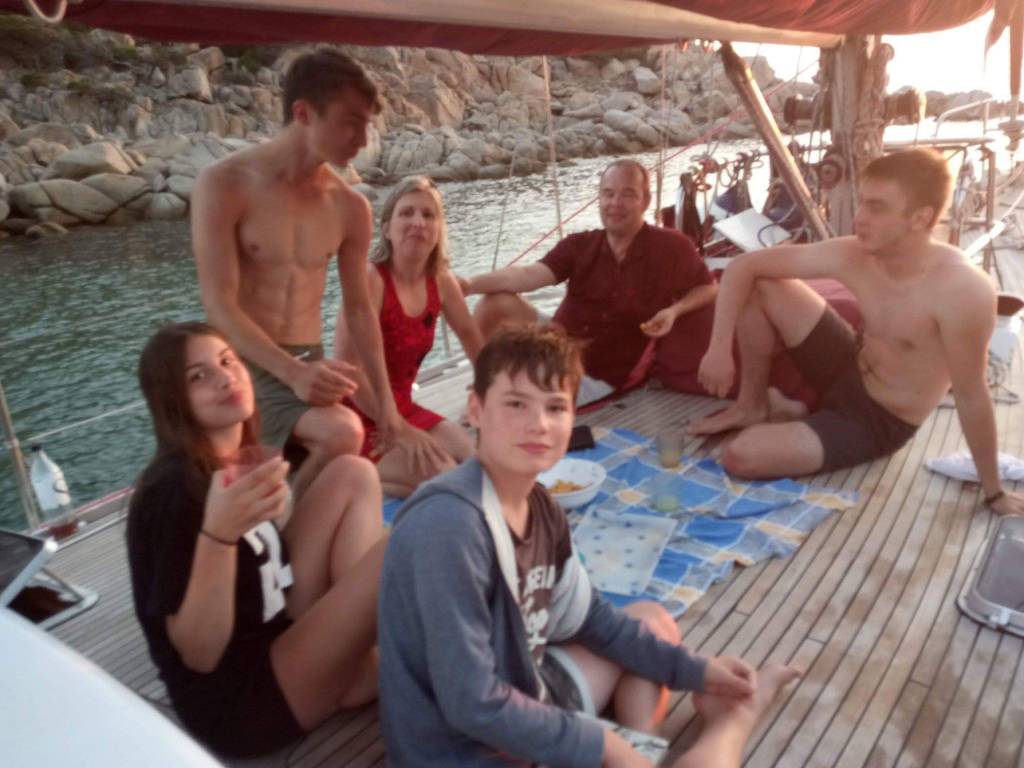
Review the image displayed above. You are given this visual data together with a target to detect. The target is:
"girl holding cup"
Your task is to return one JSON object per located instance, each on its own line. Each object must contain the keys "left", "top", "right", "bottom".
{"left": 127, "top": 322, "right": 384, "bottom": 758}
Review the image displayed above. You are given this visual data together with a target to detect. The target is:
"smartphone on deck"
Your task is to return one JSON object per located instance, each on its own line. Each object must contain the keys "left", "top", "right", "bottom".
{"left": 568, "top": 425, "right": 596, "bottom": 452}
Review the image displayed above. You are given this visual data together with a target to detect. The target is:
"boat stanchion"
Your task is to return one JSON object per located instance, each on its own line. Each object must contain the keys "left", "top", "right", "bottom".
{"left": 0, "top": 378, "right": 42, "bottom": 531}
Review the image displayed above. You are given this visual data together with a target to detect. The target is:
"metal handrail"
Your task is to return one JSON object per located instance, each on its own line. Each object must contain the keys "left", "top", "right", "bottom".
{"left": 934, "top": 98, "right": 996, "bottom": 135}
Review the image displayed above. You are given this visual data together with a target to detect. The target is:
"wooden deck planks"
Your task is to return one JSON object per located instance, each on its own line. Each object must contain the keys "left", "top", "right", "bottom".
{"left": 289, "top": 707, "right": 378, "bottom": 768}
{"left": 743, "top": 430, "right": 932, "bottom": 765}
{"left": 860, "top": 360, "right": 1024, "bottom": 767}
{"left": 810, "top": 401, "right": 968, "bottom": 749}
{"left": 956, "top": 633, "right": 1024, "bottom": 768}
{"left": 984, "top": 636, "right": 1024, "bottom": 768}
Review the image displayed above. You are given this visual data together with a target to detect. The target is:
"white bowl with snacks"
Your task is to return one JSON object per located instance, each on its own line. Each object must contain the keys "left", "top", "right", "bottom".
{"left": 538, "top": 458, "right": 606, "bottom": 509}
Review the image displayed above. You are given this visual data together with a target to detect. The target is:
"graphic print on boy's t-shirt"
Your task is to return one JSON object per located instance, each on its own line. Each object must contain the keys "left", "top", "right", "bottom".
{"left": 512, "top": 490, "right": 573, "bottom": 661}
{"left": 520, "top": 563, "right": 556, "bottom": 654}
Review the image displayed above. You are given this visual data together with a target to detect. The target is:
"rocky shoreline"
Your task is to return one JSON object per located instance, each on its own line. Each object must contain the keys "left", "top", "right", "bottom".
{"left": 0, "top": 19, "right": 1005, "bottom": 238}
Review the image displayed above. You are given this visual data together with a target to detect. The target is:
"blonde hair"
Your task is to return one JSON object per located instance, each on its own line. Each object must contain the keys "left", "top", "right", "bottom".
{"left": 371, "top": 176, "right": 450, "bottom": 275}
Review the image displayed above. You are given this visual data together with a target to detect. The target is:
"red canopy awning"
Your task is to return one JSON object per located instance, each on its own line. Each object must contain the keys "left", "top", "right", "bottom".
{"left": 1, "top": 0, "right": 1006, "bottom": 54}
{"left": 655, "top": 0, "right": 995, "bottom": 36}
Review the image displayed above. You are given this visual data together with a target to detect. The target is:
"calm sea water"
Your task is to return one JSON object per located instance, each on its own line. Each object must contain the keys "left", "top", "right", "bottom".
{"left": 0, "top": 120, "right": 990, "bottom": 530}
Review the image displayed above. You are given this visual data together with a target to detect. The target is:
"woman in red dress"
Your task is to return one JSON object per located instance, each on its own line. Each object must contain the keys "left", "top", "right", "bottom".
{"left": 334, "top": 176, "right": 483, "bottom": 497}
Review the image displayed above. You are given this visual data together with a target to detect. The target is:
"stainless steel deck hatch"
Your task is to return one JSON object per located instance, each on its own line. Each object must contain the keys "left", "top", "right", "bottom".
{"left": 958, "top": 516, "right": 1024, "bottom": 637}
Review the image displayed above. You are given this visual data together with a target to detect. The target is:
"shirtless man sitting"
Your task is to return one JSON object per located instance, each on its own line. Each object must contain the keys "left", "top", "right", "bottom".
{"left": 193, "top": 48, "right": 442, "bottom": 495}
{"left": 690, "top": 147, "right": 1024, "bottom": 516}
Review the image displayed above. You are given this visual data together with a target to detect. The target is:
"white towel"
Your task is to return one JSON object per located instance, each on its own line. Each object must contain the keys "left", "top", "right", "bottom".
{"left": 924, "top": 452, "right": 1024, "bottom": 483}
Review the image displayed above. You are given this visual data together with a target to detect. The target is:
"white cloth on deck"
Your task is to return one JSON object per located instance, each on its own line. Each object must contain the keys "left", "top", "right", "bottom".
{"left": 924, "top": 451, "right": 1024, "bottom": 483}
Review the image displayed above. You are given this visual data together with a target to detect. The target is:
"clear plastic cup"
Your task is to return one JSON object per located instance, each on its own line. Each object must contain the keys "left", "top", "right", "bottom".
{"left": 656, "top": 428, "right": 686, "bottom": 469}
{"left": 226, "top": 444, "right": 282, "bottom": 483}
{"left": 226, "top": 445, "right": 292, "bottom": 527}
{"left": 649, "top": 473, "right": 680, "bottom": 513}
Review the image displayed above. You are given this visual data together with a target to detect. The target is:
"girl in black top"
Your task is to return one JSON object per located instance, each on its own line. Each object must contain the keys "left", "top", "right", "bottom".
{"left": 127, "top": 322, "right": 385, "bottom": 758}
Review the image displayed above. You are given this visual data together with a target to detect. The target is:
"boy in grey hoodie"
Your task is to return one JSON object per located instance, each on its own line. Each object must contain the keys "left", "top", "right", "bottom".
{"left": 379, "top": 325, "right": 800, "bottom": 767}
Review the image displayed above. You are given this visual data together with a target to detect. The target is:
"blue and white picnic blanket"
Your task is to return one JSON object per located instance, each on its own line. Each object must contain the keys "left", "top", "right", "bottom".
{"left": 564, "top": 427, "right": 856, "bottom": 617}
{"left": 381, "top": 426, "right": 857, "bottom": 618}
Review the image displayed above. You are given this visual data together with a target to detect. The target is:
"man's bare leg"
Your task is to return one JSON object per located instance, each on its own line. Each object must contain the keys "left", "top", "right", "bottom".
{"left": 291, "top": 404, "right": 365, "bottom": 500}
{"left": 720, "top": 420, "right": 825, "bottom": 479}
{"left": 766, "top": 387, "right": 809, "bottom": 422}
{"left": 474, "top": 292, "right": 540, "bottom": 339}
{"left": 691, "top": 279, "right": 827, "bottom": 436}
{"left": 671, "top": 664, "right": 801, "bottom": 768}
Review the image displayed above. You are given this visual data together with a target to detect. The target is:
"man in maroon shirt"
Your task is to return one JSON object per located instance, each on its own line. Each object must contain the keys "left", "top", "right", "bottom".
{"left": 458, "top": 159, "right": 717, "bottom": 400}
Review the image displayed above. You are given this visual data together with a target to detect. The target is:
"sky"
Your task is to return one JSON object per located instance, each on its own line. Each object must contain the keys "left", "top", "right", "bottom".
{"left": 735, "top": 12, "right": 1014, "bottom": 98}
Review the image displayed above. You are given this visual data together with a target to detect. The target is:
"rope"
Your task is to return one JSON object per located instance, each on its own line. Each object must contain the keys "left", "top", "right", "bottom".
{"left": 504, "top": 56, "right": 820, "bottom": 267}
{"left": 541, "top": 56, "right": 564, "bottom": 242}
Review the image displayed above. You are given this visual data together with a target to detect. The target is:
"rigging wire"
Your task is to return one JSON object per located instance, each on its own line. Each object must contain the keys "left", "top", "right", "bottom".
{"left": 490, "top": 153, "right": 518, "bottom": 270}
{"left": 541, "top": 56, "right": 565, "bottom": 242}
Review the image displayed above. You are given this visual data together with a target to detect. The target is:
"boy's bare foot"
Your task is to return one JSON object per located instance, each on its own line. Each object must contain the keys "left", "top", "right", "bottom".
{"left": 694, "top": 664, "right": 802, "bottom": 728}
{"left": 766, "top": 387, "right": 808, "bottom": 423}
{"left": 688, "top": 404, "right": 768, "bottom": 436}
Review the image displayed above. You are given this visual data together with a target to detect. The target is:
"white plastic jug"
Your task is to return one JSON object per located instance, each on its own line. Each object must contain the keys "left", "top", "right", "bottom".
{"left": 28, "top": 445, "right": 77, "bottom": 537}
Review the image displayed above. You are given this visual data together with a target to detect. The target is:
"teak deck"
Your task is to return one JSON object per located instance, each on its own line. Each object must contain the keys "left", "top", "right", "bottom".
{"left": 40, "top": 248, "right": 1024, "bottom": 768}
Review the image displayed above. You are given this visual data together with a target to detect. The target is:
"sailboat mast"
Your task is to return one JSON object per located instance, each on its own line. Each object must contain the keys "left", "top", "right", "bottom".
{"left": 719, "top": 42, "right": 832, "bottom": 241}
{"left": 822, "top": 35, "right": 890, "bottom": 235}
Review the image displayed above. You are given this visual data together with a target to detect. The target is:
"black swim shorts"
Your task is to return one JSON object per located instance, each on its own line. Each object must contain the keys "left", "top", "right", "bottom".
{"left": 788, "top": 307, "right": 918, "bottom": 473}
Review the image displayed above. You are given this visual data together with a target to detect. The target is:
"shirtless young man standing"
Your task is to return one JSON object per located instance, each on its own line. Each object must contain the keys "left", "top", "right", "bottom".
{"left": 193, "top": 48, "right": 441, "bottom": 495}
{"left": 690, "top": 148, "right": 1024, "bottom": 516}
